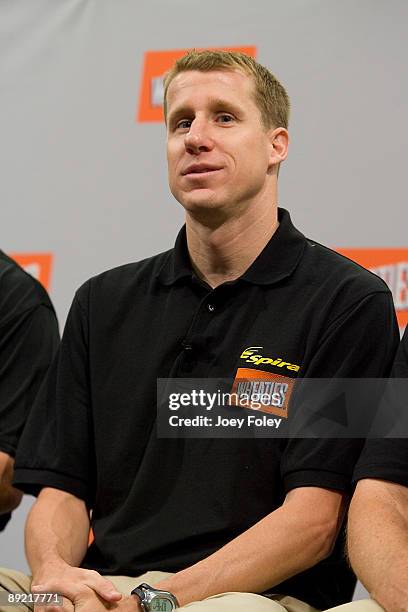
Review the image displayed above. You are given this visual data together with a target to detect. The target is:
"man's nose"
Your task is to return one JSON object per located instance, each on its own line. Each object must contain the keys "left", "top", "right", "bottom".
{"left": 184, "top": 120, "right": 214, "bottom": 154}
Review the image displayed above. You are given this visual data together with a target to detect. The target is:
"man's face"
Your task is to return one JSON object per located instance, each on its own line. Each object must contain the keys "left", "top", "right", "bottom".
{"left": 166, "top": 69, "right": 275, "bottom": 215}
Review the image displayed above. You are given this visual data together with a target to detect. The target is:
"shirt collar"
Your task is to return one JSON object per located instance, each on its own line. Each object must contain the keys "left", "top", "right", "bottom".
{"left": 156, "top": 207, "right": 306, "bottom": 287}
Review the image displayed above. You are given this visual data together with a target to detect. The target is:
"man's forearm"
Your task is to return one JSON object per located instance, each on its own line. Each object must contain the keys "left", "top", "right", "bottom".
{"left": 0, "top": 451, "right": 23, "bottom": 513}
{"left": 26, "top": 487, "right": 90, "bottom": 577}
{"left": 348, "top": 479, "right": 408, "bottom": 612}
{"left": 155, "top": 487, "right": 345, "bottom": 606}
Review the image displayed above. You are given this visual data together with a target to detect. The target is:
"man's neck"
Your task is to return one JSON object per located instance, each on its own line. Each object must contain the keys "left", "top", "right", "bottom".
{"left": 186, "top": 203, "right": 279, "bottom": 289}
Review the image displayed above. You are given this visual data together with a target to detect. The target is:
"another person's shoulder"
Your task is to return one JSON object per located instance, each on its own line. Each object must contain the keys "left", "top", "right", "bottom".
{"left": 0, "top": 250, "right": 55, "bottom": 324}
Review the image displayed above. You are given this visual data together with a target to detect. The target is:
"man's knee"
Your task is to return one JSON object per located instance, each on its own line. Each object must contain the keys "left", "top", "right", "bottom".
{"left": 0, "top": 568, "right": 32, "bottom": 612}
{"left": 179, "top": 592, "right": 292, "bottom": 611}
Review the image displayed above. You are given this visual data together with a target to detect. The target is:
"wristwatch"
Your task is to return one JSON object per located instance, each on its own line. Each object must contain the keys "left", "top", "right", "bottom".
{"left": 131, "top": 583, "right": 179, "bottom": 611}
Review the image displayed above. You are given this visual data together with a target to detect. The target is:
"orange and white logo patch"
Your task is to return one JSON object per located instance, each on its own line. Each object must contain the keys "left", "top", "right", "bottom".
{"left": 137, "top": 46, "right": 257, "bottom": 123}
{"left": 230, "top": 368, "right": 295, "bottom": 418}
{"left": 337, "top": 249, "right": 408, "bottom": 329}
{"left": 10, "top": 253, "right": 53, "bottom": 291}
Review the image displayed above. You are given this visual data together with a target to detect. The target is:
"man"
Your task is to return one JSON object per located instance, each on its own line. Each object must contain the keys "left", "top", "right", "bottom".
{"left": 0, "top": 250, "right": 59, "bottom": 532}
{"left": 0, "top": 51, "right": 399, "bottom": 611}
{"left": 338, "top": 328, "right": 408, "bottom": 612}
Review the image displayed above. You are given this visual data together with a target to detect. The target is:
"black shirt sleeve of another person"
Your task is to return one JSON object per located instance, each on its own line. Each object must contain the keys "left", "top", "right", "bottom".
{"left": 0, "top": 251, "right": 59, "bottom": 529}
{"left": 0, "top": 512, "right": 11, "bottom": 531}
{"left": 13, "top": 285, "right": 95, "bottom": 507}
{"left": 353, "top": 326, "right": 408, "bottom": 487}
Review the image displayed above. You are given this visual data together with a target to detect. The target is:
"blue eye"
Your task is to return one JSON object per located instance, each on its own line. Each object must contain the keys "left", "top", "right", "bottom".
{"left": 177, "top": 120, "right": 191, "bottom": 129}
{"left": 218, "top": 114, "right": 234, "bottom": 123}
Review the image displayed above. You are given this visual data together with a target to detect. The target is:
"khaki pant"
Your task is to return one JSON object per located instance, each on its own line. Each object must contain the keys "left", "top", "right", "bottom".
{"left": 0, "top": 567, "right": 384, "bottom": 612}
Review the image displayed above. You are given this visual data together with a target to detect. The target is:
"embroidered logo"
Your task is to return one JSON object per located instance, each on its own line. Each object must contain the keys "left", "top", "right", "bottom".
{"left": 239, "top": 346, "right": 300, "bottom": 373}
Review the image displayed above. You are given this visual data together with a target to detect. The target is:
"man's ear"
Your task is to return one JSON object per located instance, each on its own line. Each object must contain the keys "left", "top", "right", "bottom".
{"left": 268, "top": 127, "right": 289, "bottom": 170}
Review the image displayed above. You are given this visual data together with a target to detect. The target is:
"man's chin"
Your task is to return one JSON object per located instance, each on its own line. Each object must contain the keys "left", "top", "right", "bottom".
{"left": 178, "top": 191, "right": 221, "bottom": 211}
{"left": 181, "top": 200, "right": 232, "bottom": 228}
{"left": 173, "top": 188, "right": 237, "bottom": 222}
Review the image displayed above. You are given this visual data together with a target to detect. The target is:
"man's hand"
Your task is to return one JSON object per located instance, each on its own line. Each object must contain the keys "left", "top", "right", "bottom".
{"left": 34, "top": 591, "right": 140, "bottom": 612}
{"left": 74, "top": 593, "right": 141, "bottom": 611}
{"left": 24, "top": 488, "right": 129, "bottom": 611}
{"left": 31, "top": 561, "right": 123, "bottom": 612}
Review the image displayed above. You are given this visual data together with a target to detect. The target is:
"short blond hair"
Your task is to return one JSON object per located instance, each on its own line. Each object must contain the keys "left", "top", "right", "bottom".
{"left": 163, "top": 49, "right": 290, "bottom": 130}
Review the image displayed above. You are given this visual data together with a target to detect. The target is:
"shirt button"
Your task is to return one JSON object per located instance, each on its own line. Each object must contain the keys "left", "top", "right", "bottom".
{"left": 207, "top": 303, "right": 215, "bottom": 312}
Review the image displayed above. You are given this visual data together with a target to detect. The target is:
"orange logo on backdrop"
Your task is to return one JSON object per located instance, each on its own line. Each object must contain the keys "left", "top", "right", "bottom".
{"left": 137, "top": 46, "right": 257, "bottom": 123}
{"left": 10, "top": 253, "right": 53, "bottom": 291}
{"left": 337, "top": 249, "right": 408, "bottom": 328}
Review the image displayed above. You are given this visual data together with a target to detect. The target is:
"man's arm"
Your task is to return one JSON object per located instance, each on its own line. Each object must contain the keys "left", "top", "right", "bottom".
{"left": 153, "top": 292, "right": 397, "bottom": 607}
{"left": 26, "top": 487, "right": 123, "bottom": 607}
{"left": 32, "top": 486, "right": 345, "bottom": 610}
{"left": 348, "top": 478, "right": 408, "bottom": 612}
{"left": 0, "top": 451, "right": 22, "bottom": 513}
{"left": 154, "top": 486, "right": 346, "bottom": 606}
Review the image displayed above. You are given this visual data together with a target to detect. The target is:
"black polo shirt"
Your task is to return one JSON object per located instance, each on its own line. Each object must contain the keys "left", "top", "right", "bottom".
{"left": 14, "top": 209, "right": 399, "bottom": 608}
{"left": 0, "top": 250, "right": 59, "bottom": 530}
{"left": 353, "top": 326, "right": 408, "bottom": 487}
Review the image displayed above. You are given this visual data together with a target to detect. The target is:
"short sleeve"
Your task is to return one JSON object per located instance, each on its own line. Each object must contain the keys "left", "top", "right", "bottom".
{"left": 281, "top": 291, "right": 399, "bottom": 493}
{"left": 353, "top": 439, "right": 408, "bottom": 486}
{"left": 13, "top": 284, "right": 96, "bottom": 507}
{"left": 0, "top": 304, "right": 59, "bottom": 456}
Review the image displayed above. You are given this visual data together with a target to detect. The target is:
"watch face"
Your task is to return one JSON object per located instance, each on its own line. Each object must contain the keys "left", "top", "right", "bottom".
{"left": 151, "top": 597, "right": 174, "bottom": 612}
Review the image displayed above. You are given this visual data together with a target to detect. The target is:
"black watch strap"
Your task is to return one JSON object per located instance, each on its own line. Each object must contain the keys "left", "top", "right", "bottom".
{"left": 131, "top": 584, "right": 146, "bottom": 607}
